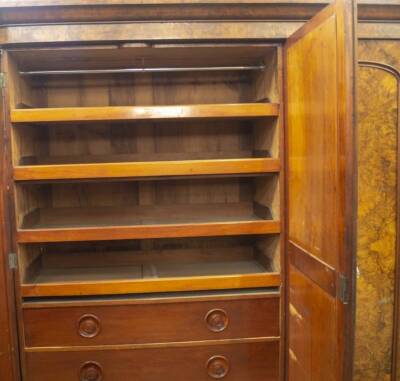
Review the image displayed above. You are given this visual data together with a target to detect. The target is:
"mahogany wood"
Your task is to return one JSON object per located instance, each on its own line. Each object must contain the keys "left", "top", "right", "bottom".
{"left": 13, "top": 158, "right": 280, "bottom": 181}
{"left": 287, "top": 266, "right": 337, "bottom": 380}
{"left": 0, "top": 1, "right": 369, "bottom": 380}
{"left": 207, "top": 355, "right": 230, "bottom": 379}
{"left": 23, "top": 296, "right": 279, "bottom": 347}
{"left": 0, "top": 52, "right": 20, "bottom": 381}
{"left": 22, "top": 289, "right": 279, "bottom": 308}
{"left": 17, "top": 219, "right": 280, "bottom": 244}
{"left": 24, "top": 341, "right": 279, "bottom": 381}
{"left": 288, "top": 242, "right": 336, "bottom": 298}
{"left": 79, "top": 361, "right": 103, "bottom": 381}
{"left": 2, "top": 35, "right": 285, "bottom": 380}
{"left": 0, "top": 256, "right": 17, "bottom": 381}
{"left": 21, "top": 272, "right": 281, "bottom": 298}
{"left": 11, "top": 104, "right": 279, "bottom": 123}
{"left": 285, "top": 0, "right": 356, "bottom": 380}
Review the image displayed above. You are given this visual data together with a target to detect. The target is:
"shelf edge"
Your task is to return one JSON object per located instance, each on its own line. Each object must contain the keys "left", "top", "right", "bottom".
{"left": 21, "top": 272, "right": 281, "bottom": 297}
{"left": 13, "top": 158, "right": 280, "bottom": 181}
{"left": 17, "top": 220, "right": 281, "bottom": 243}
{"left": 11, "top": 103, "right": 280, "bottom": 123}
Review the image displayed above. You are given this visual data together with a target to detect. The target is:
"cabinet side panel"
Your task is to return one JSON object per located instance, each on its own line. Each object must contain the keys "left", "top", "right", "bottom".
{"left": 0, "top": 53, "right": 20, "bottom": 381}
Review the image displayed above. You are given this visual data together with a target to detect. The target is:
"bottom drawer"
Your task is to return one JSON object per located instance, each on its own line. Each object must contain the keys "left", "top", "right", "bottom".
{"left": 25, "top": 341, "right": 279, "bottom": 381}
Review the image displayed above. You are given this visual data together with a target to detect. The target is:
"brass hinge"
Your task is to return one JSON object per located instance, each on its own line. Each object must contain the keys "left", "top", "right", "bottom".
{"left": 8, "top": 252, "right": 17, "bottom": 270}
{"left": 338, "top": 274, "right": 350, "bottom": 304}
{"left": 0, "top": 73, "right": 6, "bottom": 89}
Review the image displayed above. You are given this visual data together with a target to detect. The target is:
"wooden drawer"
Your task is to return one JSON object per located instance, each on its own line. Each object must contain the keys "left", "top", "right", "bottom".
{"left": 25, "top": 341, "right": 279, "bottom": 381}
{"left": 23, "top": 293, "right": 279, "bottom": 347}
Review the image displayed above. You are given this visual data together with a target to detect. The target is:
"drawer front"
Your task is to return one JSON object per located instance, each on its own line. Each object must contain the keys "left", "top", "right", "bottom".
{"left": 24, "top": 296, "right": 279, "bottom": 347}
{"left": 25, "top": 341, "right": 279, "bottom": 381}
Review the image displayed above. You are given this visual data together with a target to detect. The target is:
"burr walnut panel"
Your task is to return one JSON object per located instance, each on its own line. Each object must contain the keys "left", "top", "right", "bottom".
{"left": 355, "top": 40, "right": 400, "bottom": 381}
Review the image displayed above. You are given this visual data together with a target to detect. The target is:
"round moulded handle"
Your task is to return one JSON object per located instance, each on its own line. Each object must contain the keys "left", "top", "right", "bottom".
{"left": 77, "top": 314, "right": 101, "bottom": 339}
{"left": 205, "top": 309, "right": 229, "bottom": 333}
{"left": 206, "top": 355, "right": 230, "bottom": 379}
{"left": 79, "top": 361, "right": 103, "bottom": 381}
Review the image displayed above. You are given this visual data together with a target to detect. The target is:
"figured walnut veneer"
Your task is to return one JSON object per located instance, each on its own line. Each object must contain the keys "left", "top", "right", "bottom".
{"left": 355, "top": 40, "right": 400, "bottom": 381}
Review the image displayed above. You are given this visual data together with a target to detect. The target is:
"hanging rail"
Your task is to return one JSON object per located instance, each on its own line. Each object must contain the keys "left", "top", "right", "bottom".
{"left": 19, "top": 65, "right": 265, "bottom": 76}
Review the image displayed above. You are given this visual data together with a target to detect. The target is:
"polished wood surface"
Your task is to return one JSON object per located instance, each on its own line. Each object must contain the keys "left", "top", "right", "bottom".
{"left": 14, "top": 158, "right": 280, "bottom": 181}
{"left": 358, "top": 23, "right": 400, "bottom": 40}
{"left": 0, "top": 53, "right": 20, "bottom": 381}
{"left": 288, "top": 266, "right": 337, "bottom": 380}
{"left": 0, "top": 3, "right": 325, "bottom": 25}
{"left": 24, "top": 341, "right": 279, "bottom": 381}
{"left": 0, "top": 22, "right": 303, "bottom": 46}
{"left": 0, "top": 19, "right": 397, "bottom": 48}
{"left": 354, "top": 44, "right": 400, "bottom": 381}
{"left": 23, "top": 296, "right": 279, "bottom": 347}
{"left": 21, "top": 272, "right": 281, "bottom": 298}
{"left": 11, "top": 104, "right": 279, "bottom": 123}
{"left": 286, "top": 10, "right": 339, "bottom": 268}
{"left": 17, "top": 219, "right": 280, "bottom": 243}
{"left": 0, "top": 1, "right": 374, "bottom": 380}
{"left": 1, "top": 0, "right": 328, "bottom": 5}
{"left": 288, "top": 242, "right": 336, "bottom": 297}
{"left": 2, "top": 34, "right": 284, "bottom": 380}
{"left": 0, "top": 257, "right": 17, "bottom": 381}
{"left": 285, "top": 0, "right": 356, "bottom": 379}
{"left": 22, "top": 289, "right": 279, "bottom": 308}
{"left": 0, "top": 1, "right": 396, "bottom": 27}
{"left": 2, "top": 0, "right": 395, "bottom": 6}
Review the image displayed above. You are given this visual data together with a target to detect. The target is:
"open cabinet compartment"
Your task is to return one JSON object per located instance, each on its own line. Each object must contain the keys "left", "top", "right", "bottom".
{"left": 15, "top": 175, "right": 280, "bottom": 242}
{"left": 12, "top": 118, "right": 279, "bottom": 167}
{"left": 19, "top": 235, "right": 281, "bottom": 297}
{"left": 7, "top": 44, "right": 281, "bottom": 181}
{"left": 0, "top": 0, "right": 359, "bottom": 379}
{"left": 7, "top": 44, "right": 279, "bottom": 109}
{"left": 9, "top": 44, "right": 283, "bottom": 299}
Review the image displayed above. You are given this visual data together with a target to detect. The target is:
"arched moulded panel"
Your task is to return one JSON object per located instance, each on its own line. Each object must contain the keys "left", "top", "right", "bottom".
{"left": 355, "top": 61, "right": 400, "bottom": 381}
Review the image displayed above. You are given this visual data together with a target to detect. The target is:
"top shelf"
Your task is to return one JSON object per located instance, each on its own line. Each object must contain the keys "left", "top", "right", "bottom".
{"left": 10, "top": 103, "right": 279, "bottom": 123}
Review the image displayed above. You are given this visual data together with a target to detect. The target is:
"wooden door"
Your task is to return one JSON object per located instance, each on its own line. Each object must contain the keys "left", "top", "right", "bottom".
{"left": 285, "top": 0, "right": 356, "bottom": 380}
{"left": 0, "top": 51, "right": 20, "bottom": 381}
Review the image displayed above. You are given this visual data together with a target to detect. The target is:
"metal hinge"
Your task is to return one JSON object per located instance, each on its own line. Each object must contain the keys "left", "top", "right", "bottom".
{"left": 338, "top": 274, "right": 350, "bottom": 304}
{"left": 8, "top": 252, "right": 17, "bottom": 270}
{"left": 0, "top": 73, "right": 5, "bottom": 89}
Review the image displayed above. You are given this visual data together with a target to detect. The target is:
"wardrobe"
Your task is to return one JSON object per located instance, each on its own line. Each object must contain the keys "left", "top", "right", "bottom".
{"left": 0, "top": 1, "right": 396, "bottom": 380}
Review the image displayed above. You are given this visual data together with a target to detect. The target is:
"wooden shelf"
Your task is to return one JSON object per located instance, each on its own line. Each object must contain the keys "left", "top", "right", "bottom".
{"left": 10, "top": 103, "right": 279, "bottom": 123}
{"left": 17, "top": 203, "right": 280, "bottom": 243}
{"left": 14, "top": 158, "right": 279, "bottom": 181}
{"left": 21, "top": 261, "right": 281, "bottom": 297}
{"left": 19, "top": 151, "right": 257, "bottom": 165}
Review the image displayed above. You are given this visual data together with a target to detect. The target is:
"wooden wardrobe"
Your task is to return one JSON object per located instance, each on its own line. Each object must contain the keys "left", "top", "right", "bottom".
{"left": 0, "top": 1, "right": 394, "bottom": 380}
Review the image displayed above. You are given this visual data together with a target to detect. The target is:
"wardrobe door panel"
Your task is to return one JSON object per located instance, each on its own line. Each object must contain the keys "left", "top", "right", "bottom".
{"left": 285, "top": 0, "right": 356, "bottom": 379}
